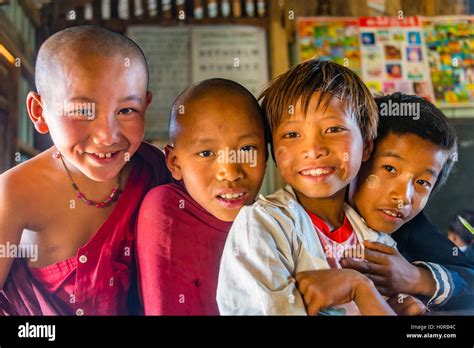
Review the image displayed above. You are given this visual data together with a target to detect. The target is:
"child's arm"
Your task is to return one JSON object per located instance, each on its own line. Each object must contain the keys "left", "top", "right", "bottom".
{"left": 0, "top": 173, "right": 27, "bottom": 289}
{"left": 216, "top": 204, "right": 307, "bottom": 315}
{"left": 136, "top": 187, "right": 193, "bottom": 315}
{"left": 392, "top": 211, "right": 474, "bottom": 310}
{"left": 340, "top": 241, "right": 437, "bottom": 297}
{"left": 296, "top": 269, "right": 396, "bottom": 315}
{"left": 341, "top": 240, "right": 474, "bottom": 310}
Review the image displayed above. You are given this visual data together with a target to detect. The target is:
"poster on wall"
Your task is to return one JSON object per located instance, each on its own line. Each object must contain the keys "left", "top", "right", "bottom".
{"left": 191, "top": 25, "right": 269, "bottom": 97}
{"left": 127, "top": 26, "right": 191, "bottom": 139}
{"left": 297, "top": 17, "right": 361, "bottom": 76}
{"left": 128, "top": 25, "right": 268, "bottom": 139}
{"left": 358, "top": 16, "right": 435, "bottom": 101}
{"left": 421, "top": 16, "right": 474, "bottom": 107}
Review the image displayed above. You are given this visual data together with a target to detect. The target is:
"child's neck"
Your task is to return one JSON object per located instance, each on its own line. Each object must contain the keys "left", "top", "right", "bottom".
{"left": 50, "top": 147, "right": 132, "bottom": 202}
{"left": 295, "top": 188, "right": 346, "bottom": 231}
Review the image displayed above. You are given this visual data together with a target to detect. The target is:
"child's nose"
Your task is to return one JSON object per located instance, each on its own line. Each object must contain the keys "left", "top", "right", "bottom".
{"left": 302, "top": 137, "right": 329, "bottom": 159}
{"left": 216, "top": 162, "right": 244, "bottom": 182}
{"left": 92, "top": 114, "right": 121, "bottom": 146}
{"left": 390, "top": 177, "right": 414, "bottom": 207}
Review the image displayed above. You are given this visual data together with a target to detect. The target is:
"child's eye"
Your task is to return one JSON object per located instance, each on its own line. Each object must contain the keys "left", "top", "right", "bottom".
{"left": 283, "top": 132, "right": 299, "bottom": 139}
{"left": 383, "top": 165, "right": 397, "bottom": 174}
{"left": 240, "top": 145, "right": 257, "bottom": 152}
{"left": 118, "top": 108, "right": 136, "bottom": 115}
{"left": 198, "top": 150, "right": 214, "bottom": 158}
{"left": 416, "top": 179, "right": 432, "bottom": 188}
{"left": 325, "top": 126, "right": 345, "bottom": 134}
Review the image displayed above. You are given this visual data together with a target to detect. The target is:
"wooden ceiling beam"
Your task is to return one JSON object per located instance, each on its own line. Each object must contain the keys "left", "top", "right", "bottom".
{"left": 56, "top": 0, "right": 93, "bottom": 16}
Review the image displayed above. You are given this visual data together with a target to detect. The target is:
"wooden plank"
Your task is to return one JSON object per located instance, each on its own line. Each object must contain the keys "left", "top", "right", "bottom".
{"left": 19, "top": 0, "right": 42, "bottom": 27}
{"left": 0, "top": 11, "right": 35, "bottom": 82}
{"left": 56, "top": 0, "right": 94, "bottom": 15}
{"left": 266, "top": 0, "right": 288, "bottom": 191}
{"left": 267, "top": 0, "right": 289, "bottom": 77}
{"left": 421, "top": 0, "right": 436, "bottom": 15}
{"left": 401, "top": 0, "right": 421, "bottom": 16}
{"left": 128, "top": 0, "right": 135, "bottom": 18}
{"left": 384, "top": 0, "right": 402, "bottom": 16}
{"left": 0, "top": 53, "right": 20, "bottom": 170}
{"left": 75, "top": 4, "right": 85, "bottom": 20}
{"left": 0, "top": 95, "right": 8, "bottom": 112}
{"left": 347, "top": 0, "right": 369, "bottom": 16}
{"left": 143, "top": 0, "right": 150, "bottom": 16}
{"left": 111, "top": 0, "right": 119, "bottom": 18}
{"left": 92, "top": 0, "right": 102, "bottom": 19}
{"left": 55, "top": 14, "right": 269, "bottom": 29}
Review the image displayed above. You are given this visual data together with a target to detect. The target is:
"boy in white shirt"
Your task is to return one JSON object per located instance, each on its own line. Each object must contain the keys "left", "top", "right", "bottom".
{"left": 217, "top": 59, "right": 401, "bottom": 315}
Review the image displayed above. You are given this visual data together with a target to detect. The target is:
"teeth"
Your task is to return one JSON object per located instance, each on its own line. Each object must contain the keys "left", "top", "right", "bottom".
{"left": 383, "top": 209, "right": 402, "bottom": 218}
{"left": 219, "top": 193, "right": 244, "bottom": 200}
{"left": 301, "top": 168, "right": 332, "bottom": 176}
{"left": 94, "top": 152, "right": 113, "bottom": 158}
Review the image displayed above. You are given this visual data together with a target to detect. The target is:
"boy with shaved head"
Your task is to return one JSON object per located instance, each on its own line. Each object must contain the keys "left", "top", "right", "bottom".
{"left": 136, "top": 78, "right": 268, "bottom": 315}
{"left": 0, "top": 26, "right": 171, "bottom": 315}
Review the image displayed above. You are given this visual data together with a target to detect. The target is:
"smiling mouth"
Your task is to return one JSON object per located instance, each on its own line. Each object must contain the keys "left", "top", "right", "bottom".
{"left": 89, "top": 152, "right": 116, "bottom": 158}
{"left": 217, "top": 192, "right": 245, "bottom": 200}
{"left": 299, "top": 167, "right": 336, "bottom": 177}
{"left": 215, "top": 191, "right": 249, "bottom": 209}
{"left": 85, "top": 150, "right": 123, "bottom": 163}
{"left": 379, "top": 208, "right": 406, "bottom": 219}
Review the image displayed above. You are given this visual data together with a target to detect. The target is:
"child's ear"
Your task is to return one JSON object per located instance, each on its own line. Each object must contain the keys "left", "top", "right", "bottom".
{"left": 145, "top": 91, "right": 153, "bottom": 108}
{"left": 362, "top": 139, "right": 374, "bottom": 162}
{"left": 27, "top": 92, "right": 49, "bottom": 134}
{"left": 164, "top": 144, "right": 183, "bottom": 181}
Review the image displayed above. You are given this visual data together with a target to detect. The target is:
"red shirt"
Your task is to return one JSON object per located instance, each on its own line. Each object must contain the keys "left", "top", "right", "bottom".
{"left": 304, "top": 209, "right": 354, "bottom": 243}
{"left": 136, "top": 183, "right": 232, "bottom": 315}
{"left": 0, "top": 142, "right": 171, "bottom": 315}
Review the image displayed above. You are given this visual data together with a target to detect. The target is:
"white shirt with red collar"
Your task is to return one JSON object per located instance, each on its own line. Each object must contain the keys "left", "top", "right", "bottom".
{"left": 217, "top": 185, "right": 397, "bottom": 315}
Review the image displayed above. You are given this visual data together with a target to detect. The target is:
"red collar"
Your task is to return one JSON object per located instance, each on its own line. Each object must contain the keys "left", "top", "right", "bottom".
{"left": 304, "top": 209, "right": 354, "bottom": 243}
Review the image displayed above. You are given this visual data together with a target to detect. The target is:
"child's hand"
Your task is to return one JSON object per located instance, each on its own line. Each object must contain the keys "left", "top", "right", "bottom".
{"left": 295, "top": 269, "right": 395, "bottom": 315}
{"left": 340, "top": 241, "right": 436, "bottom": 298}
{"left": 387, "top": 294, "right": 427, "bottom": 316}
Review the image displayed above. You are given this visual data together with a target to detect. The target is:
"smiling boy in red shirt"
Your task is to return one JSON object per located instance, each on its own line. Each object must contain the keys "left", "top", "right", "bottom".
{"left": 136, "top": 78, "right": 268, "bottom": 315}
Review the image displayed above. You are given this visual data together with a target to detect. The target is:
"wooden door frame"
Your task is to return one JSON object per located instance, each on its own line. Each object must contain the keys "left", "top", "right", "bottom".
{"left": 0, "top": 52, "right": 19, "bottom": 172}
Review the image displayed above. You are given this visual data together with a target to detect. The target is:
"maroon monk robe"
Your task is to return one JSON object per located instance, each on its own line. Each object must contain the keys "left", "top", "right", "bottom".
{"left": 137, "top": 183, "right": 232, "bottom": 315}
{"left": 0, "top": 142, "right": 171, "bottom": 315}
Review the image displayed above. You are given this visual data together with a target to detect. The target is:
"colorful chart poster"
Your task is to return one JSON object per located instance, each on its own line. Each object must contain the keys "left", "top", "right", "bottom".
{"left": 297, "top": 18, "right": 361, "bottom": 76}
{"left": 422, "top": 16, "right": 474, "bottom": 107}
{"left": 359, "top": 16, "right": 434, "bottom": 101}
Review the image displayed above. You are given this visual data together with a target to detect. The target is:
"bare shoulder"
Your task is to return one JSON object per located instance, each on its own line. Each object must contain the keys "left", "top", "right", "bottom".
{"left": 1, "top": 148, "right": 58, "bottom": 220}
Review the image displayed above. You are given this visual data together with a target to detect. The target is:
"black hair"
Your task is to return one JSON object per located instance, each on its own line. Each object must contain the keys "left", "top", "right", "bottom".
{"left": 259, "top": 58, "right": 378, "bottom": 162}
{"left": 374, "top": 93, "right": 457, "bottom": 193}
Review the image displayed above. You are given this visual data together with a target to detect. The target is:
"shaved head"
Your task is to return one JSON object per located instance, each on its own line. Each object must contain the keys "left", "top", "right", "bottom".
{"left": 35, "top": 25, "right": 149, "bottom": 103}
{"left": 169, "top": 78, "right": 266, "bottom": 145}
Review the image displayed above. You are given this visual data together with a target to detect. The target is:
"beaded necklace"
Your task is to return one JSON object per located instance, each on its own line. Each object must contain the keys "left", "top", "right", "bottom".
{"left": 53, "top": 151, "right": 122, "bottom": 208}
